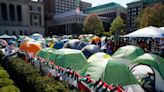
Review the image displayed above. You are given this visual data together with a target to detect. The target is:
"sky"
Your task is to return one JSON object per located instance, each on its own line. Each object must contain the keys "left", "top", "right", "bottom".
{"left": 82, "top": 0, "right": 133, "bottom": 7}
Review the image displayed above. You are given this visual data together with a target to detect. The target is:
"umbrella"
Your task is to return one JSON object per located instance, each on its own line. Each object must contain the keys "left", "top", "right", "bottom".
{"left": 112, "top": 45, "right": 145, "bottom": 60}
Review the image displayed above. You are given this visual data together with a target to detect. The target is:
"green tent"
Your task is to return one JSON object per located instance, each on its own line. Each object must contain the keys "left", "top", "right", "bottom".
{"left": 82, "top": 60, "right": 138, "bottom": 86}
{"left": 112, "top": 45, "right": 145, "bottom": 60}
{"left": 87, "top": 52, "right": 111, "bottom": 62}
{"left": 37, "top": 48, "right": 56, "bottom": 59}
{"left": 48, "top": 48, "right": 88, "bottom": 71}
{"left": 133, "top": 53, "right": 164, "bottom": 79}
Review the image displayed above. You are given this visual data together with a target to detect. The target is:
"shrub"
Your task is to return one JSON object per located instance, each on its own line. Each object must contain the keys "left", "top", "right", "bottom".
{"left": 0, "top": 69, "right": 9, "bottom": 78}
{"left": 0, "top": 78, "right": 14, "bottom": 87}
{"left": 4, "top": 56, "right": 71, "bottom": 92}
{"left": 0, "top": 85, "right": 20, "bottom": 92}
{"left": 0, "top": 63, "right": 20, "bottom": 91}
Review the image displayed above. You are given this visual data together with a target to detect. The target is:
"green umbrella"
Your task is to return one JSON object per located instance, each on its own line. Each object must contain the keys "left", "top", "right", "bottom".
{"left": 82, "top": 60, "right": 138, "bottom": 86}
{"left": 48, "top": 48, "right": 88, "bottom": 71}
{"left": 112, "top": 45, "right": 145, "bottom": 60}
{"left": 133, "top": 53, "right": 164, "bottom": 79}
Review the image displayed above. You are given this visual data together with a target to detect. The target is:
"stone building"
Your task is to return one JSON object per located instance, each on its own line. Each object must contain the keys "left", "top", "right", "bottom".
{"left": 0, "top": 0, "right": 45, "bottom": 36}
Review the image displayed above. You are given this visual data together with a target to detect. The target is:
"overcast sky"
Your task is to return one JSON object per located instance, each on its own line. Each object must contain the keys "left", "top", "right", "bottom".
{"left": 82, "top": 0, "right": 133, "bottom": 7}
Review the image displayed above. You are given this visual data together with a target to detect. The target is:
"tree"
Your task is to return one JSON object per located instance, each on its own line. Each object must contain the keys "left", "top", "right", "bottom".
{"left": 83, "top": 14, "right": 104, "bottom": 35}
{"left": 110, "top": 16, "right": 125, "bottom": 35}
{"left": 137, "top": 3, "right": 164, "bottom": 28}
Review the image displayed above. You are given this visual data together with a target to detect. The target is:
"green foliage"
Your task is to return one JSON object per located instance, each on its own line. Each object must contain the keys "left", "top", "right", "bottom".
{"left": 5, "top": 57, "right": 71, "bottom": 92}
{"left": 110, "top": 16, "right": 125, "bottom": 35}
{"left": 103, "top": 32, "right": 112, "bottom": 37}
{"left": 137, "top": 3, "right": 164, "bottom": 28}
{"left": 83, "top": 14, "right": 104, "bottom": 35}
{"left": 0, "top": 85, "right": 20, "bottom": 92}
{"left": 0, "top": 65, "right": 20, "bottom": 91}
{"left": 0, "top": 70, "right": 9, "bottom": 78}
{"left": 0, "top": 78, "right": 14, "bottom": 87}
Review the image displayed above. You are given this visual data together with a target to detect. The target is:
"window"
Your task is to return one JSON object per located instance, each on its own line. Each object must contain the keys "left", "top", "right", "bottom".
{"left": 34, "top": 15, "right": 37, "bottom": 19}
{"left": 9, "top": 4, "right": 15, "bottom": 21}
{"left": 17, "top": 5, "right": 22, "bottom": 21}
{"left": 29, "top": 5, "right": 32, "bottom": 10}
{"left": 38, "top": 7, "right": 41, "bottom": 11}
{"left": 1, "top": 3, "right": 8, "bottom": 21}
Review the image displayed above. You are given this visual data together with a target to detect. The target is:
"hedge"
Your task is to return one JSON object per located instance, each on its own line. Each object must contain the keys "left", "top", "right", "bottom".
{"left": 0, "top": 65, "right": 20, "bottom": 92}
{"left": 2, "top": 55, "right": 73, "bottom": 92}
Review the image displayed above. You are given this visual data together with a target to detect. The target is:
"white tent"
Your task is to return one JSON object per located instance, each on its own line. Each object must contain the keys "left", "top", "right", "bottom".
{"left": 0, "top": 34, "right": 16, "bottom": 39}
{"left": 159, "top": 27, "right": 164, "bottom": 30}
{"left": 31, "top": 33, "right": 43, "bottom": 40}
{"left": 124, "top": 26, "right": 164, "bottom": 38}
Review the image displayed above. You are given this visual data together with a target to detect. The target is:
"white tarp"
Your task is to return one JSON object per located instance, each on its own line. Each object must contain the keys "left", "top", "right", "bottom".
{"left": 124, "top": 26, "right": 164, "bottom": 38}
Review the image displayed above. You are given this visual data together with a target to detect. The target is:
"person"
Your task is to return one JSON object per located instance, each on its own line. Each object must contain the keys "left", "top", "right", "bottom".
{"left": 106, "top": 40, "right": 113, "bottom": 55}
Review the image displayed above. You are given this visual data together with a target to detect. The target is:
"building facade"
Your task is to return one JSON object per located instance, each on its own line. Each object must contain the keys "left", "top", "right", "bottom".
{"left": 86, "top": 2, "right": 127, "bottom": 21}
{"left": 43, "top": 0, "right": 91, "bottom": 35}
{"left": 86, "top": 2, "right": 127, "bottom": 31}
{"left": 47, "top": 10, "right": 110, "bottom": 35}
{"left": 126, "top": 0, "right": 164, "bottom": 33}
{"left": 0, "top": 0, "right": 45, "bottom": 36}
{"left": 80, "top": 1, "right": 92, "bottom": 13}
{"left": 43, "top": 0, "right": 91, "bottom": 17}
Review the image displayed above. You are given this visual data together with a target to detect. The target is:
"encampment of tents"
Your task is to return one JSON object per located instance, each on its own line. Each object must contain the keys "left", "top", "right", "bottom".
{"left": 112, "top": 45, "right": 145, "bottom": 60}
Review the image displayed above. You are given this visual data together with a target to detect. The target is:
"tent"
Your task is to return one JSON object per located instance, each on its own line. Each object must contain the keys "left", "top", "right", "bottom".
{"left": 18, "top": 36, "right": 31, "bottom": 45}
{"left": 0, "top": 34, "right": 16, "bottom": 39}
{"left": 159, "top": 27, "right": 164, "bottom": 33}
{"left": 31, "top": 33, "right": 43, "bottom": 40}
{"left": 81, "top": 60, "right": 144, "bottom": 92}
{"left": 112, "top": 45, "right": 145, "bottom": 60}
{"left": 124, "top": 26, "right": 164, "bottom": 38}
{"left": 132, "top": 53, "right": 164, "bottom": 92}
{"left": 91, "top": 36, "right": 101, "bottom": 44}
{"left": 19, "top": 41, "right": 42, "bottom": 55}
{"left": 0, "top": 39, "right": 8, "bottom": 47}
{"left": 133, "top": 53, "right": 164, "bottom": 79}
{"left": 53, "top": 41, "right": 64, "bottom": 49}
{"left": 81, "top": 45, "right": 100, "bottom": 58}
{"left": 63, "top": 39, "right": 88, "bottom": 50}
{"left": 37, "top": 48, "right": 56, "bottom": 59}
{"left": 87, "top": 52, "right": 111, "bottom": 62}
{"left": 47, "top": 48, "right": 88, "bottom": 71}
